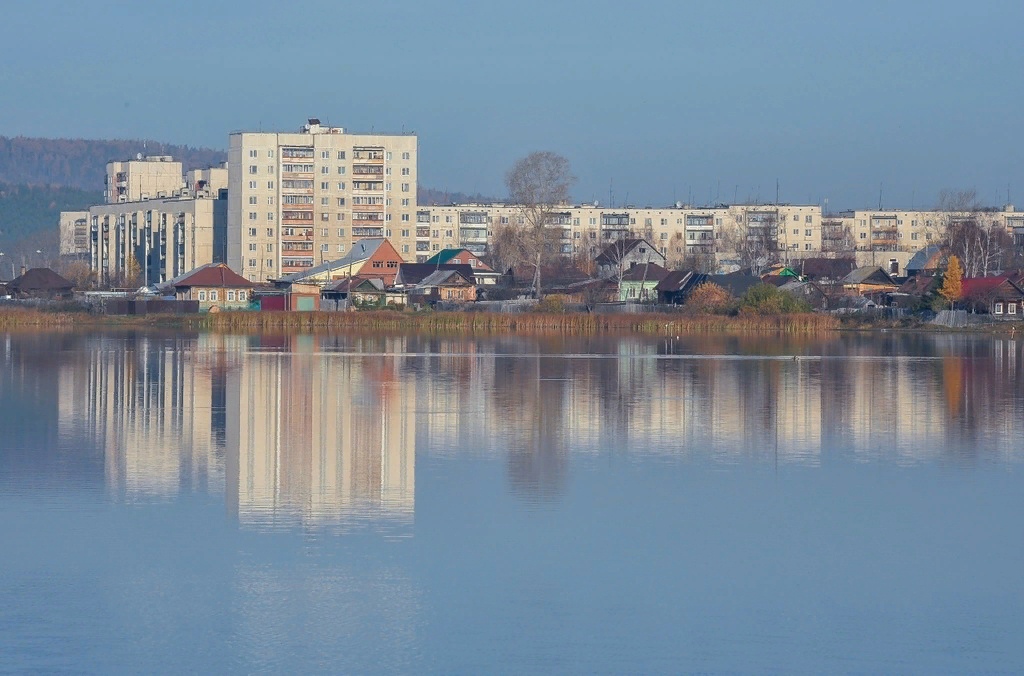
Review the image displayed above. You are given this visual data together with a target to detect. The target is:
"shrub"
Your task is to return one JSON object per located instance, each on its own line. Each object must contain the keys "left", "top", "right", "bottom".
{"left": 536, "top": 294, "right": 567, "bottom": 313}
{"left": 684, "top": 282, "right": 733, "bottom": 314}
{"left": 738, "top": 283, "right": 812, "bottom": 315}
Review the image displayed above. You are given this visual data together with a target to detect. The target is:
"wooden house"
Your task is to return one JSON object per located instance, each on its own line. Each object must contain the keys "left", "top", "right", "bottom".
{"left": 165, "top": 263, "right": 254, "bottom": 311}
{"left": 961, "top": 276, "right": 1024, "bottom": 318}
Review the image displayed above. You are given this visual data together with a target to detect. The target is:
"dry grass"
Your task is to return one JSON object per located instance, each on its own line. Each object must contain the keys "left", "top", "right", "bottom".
{"left": 0, "top": 308, "right": 839, "bottom": 335}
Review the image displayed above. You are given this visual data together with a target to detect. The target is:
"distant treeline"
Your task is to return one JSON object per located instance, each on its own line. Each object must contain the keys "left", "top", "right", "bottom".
{"left": 0, "top": 136, "right": 226, "bottom": 191}
{"left": 0, "top": 183, "right": 102, "bottom": 256}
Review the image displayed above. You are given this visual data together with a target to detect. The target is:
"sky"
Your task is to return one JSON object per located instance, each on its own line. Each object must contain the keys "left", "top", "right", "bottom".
{"left": 1, "top": 0, "right": 1021, "bottom": 211}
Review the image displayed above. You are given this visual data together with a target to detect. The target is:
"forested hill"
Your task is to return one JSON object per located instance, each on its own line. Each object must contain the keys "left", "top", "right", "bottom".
{"left": 0, "top": 136, "right": 226, "bottom": 190}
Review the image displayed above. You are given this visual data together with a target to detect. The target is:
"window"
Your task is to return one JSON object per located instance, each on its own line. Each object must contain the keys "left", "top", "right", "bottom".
{"left": 402, "top": 244, "right": 410, "bottom": 253}
{"left": 401, "top": 229, "right": 410, "bottom": 237}
{"left": 268, "top": 165, "right": 275, "bottom": 174}
{"left": 793, "top": 229, "right": 799, "bottom": 235}
{"left": 660, "top": 232, "right": 668, "bottom": 239}
{"left": 198, "top": 291, "right": 206, "bottom": 301}
{"left": 249, "top": 196, "right": 258, "bottom": 205}
{"left": 805, "top": 243, "right": 812, "bottom": 250}
{"left": 321, "top": 181, "right": 330, "bottom": 190}
{"left": 402, "top": 152, "right": 410, "bottom": 160}
{"left": 401, "top": 214, "right": 409, "bottom": 222}
{"left": 268, "top": 181, "right": 274, "bottom": 189}
{"left": 228, "top": 291, "right": 235, "bottom": 301}
{"left": 793, "top": 214, "right": 800, "bottom": 221}
{"left": 401, "top": 198, "right": 410, "bottom": 206}
{"left": 386, "top": 151, "right": 393, "bottom": 160}
{"left": 337, "top": 213, "right": 345, "bottom": 221}
{"left": 337, "top": 198, "right": 346, "bottom": 206}
{"left": 249, "top": 149, "right": 258, "bottom": 158}
{"left": 645, "top": 218, "right": 652, "bottom": 226}
{"left": 247, "top": 259, "right": 256, "bottom": 269}
{"left": 337, "top": 228, "right": 345, "bottom": 237}
{"left": 401, "top": 167, "right": 410, "bottom": 175}
{"left": 267, "top": 196, "right": 275, "bottom": 205}
{"left": 337, "top": 182, "right": 345, "bottom": 190}
{"left": 911, "top": 232, "right": 919, "bottom": 241}
{"left": 338, "top": 166, "right": 346, "bottom": 174}
{"left": 805, "top": 229, "right": 812, "bottom": 237}
{"left": 338, "top": 151, "right": 346, "bottom": 160}
{"left": 321, "top": 197, "right": 329, "bottom": 205}
{"left": 401, "top": 183, "right": 409, "bottom": 192}
{"left": 268, "top": 212, "right": 275, "bottom": 221}
{"left": 249, "top": 212, "right": 257, "bottom": 220}
{"left": 321, "top": 151, "right": 330, "bottom": 159}
{"left": 321, "top": 244, "right": 329, "bottom": 252}
{"left": 248, "top": 243, "right": 257, "bottom": 251}
{"left": 266, "top": 228, "right": 274, "bottom": 237}
{"left": 248, "top": 181, "right": 257, "bottom": 189}
{"left": 445, "top": 216, "right": 452, "bottom": 223}
{"left": 211, "top": 290, "right": 219, "bottom": 301}
{"left": 267, "top": 259, "right": 274, "bottom": 268}
{"left": 238, "top": 291, "right": 247, "bottom": 301}
{"left": 337, "top": 244, "right": 345, "bottom": 252}
{"left": 266, "top": 243, "right": 273, "bottom": 252}
{"left": 248, "top": 228, "right": 257, "bottom": 236}
{"left": 859, "top": 232, "right": 867, "bottom": 239}
{"left": 1010, "top": 303, "right": 1018, "bottom": 315}
{"left": 806, "top": 215, "right": 813, "bottom": 223}
{"left": 267, "top": 150, "right": 274, "bottom": 158}
{"left": 321, "top": 228, "right": 328, "bottom": 236}
{"left": 249, "top": 165, "right": 257, "bottom": 174}
{"left": 995, "top": 302, "right": 1004, "bottom": 315}
{"left": 321, "top": 166, "right": 329, "bottom": 174}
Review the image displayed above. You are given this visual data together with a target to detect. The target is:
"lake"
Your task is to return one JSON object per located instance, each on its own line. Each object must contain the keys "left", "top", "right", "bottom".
{"left": 1, "top": 330, "right": 1022, "bottom": 673}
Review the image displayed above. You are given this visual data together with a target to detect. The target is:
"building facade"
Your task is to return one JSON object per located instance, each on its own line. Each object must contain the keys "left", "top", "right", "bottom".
{"left": 104, "top": 156, "right": 184, "bottom": 203}
{"left": 59, "top": 210, "right": 90, "bottom": 256}
{"left": 227, "top": 119, "right": 418, "bottom": 282}
{"left": 88, "top": 194, "right": 225, "bottom": 286}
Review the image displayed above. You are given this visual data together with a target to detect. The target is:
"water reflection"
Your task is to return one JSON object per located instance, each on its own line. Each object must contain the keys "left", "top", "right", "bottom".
{"left": 3, "top": 331, "right": 1023, "bottom": 525}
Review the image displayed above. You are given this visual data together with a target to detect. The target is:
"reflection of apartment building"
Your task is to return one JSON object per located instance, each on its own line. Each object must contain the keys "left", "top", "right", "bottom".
{"left": 226, "top": 340, "right": 415, "bottom": 529}
{"left": 227, "top": 119, "right": 418, "bottom": 282}
{"left": 57, "top": 335, "right": 226, "bottom": 499}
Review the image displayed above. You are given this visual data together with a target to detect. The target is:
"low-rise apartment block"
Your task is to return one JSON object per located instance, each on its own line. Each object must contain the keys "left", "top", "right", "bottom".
{"left": 59, "top": 210, "right": 90, "bottom": 256}
{"left": 88, "top": 193, "right": 225, "bottom": 286}
{"left": 228, "top": 119, "right": 417, "bottom": 282}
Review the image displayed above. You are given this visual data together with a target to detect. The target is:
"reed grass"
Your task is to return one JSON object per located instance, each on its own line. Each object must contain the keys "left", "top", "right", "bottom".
{"left": 0, "top": 307, "right": 839, "bottom": 335}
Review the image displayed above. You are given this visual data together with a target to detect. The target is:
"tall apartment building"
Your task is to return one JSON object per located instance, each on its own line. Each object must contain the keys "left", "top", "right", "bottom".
{"left": 228, "top": 119, "right": 417, "bottom": 282}
{"left": 104, "top": 156, "right": 184, "bottom": 203}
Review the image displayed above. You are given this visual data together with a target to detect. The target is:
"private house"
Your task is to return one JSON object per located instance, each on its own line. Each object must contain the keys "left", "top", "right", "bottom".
{"left": 842, "top": 267, "right": 899, "bottom": 297}
{"left": 165, "top": 263, "right": 253, "bottom": 311}
{"left": 423, "top": 248, "right": 501, "bottom": 285}
{"left": 961, "top": 276, "right": 1024, "bottom": 318}
{"left": 274, "top": 238, "right": 405, "bottom": 288}
{"left": 619, "top": 262, "right": 669, "bottom": 302}
{"left": 256, "top": 281, "right": 321, "bottom": 311}
{"left": 4, "top": 268, "right": 75, "bottom": 300}
{"left": 798, "top": 258, "right": 856, "bottom": 285}
{"left": 595, "top": 239, "right": 666, "bottom": 279}
{"left": 890, "top": 275, "right": 938, "bottom": 309}
{"left": 778, "top": 280, "right": 830, "bottom": 310}
{"left": 408, "top": 268, "right": 477, "bottom": 304}
{"left": 905, "top": 245, "right": 943, "bottom": 277}
{"left": 322, "top": 277, "right": 390, "bottom": 306}
{"left": 704, "top": 272, "right": 763, "bottom": 299}
{"left": 656, "top": 270, "right": 711, "bottom": 305}
{"left": 394, "top": 263, "right": 476, "bottom": 290}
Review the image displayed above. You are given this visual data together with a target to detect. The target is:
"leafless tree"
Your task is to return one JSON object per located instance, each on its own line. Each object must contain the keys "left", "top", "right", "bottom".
{"left": 938, "top": 189, "right": 1009, "bottom": 277}
{"left": 506, "top": 151, "right": 576, "bottom": 297}
{"left": 722, "top": 219, "right": 777, "bottom": 276}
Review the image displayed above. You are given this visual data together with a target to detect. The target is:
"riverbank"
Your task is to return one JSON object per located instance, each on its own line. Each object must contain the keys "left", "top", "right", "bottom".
{"left": 0, "top": 308, "right": 838, "bottom": 335}
{"left": 3, "top": 307, "right": 1022, "bottom": 335}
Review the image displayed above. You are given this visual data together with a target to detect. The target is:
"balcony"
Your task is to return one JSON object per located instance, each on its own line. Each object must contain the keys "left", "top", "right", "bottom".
{"left": 353, "top": 227, "right": 384, "bottom": 238}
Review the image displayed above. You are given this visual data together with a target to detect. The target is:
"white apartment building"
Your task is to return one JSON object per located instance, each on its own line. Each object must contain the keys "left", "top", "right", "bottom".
{"left": 88, "top": 194, "right": 225, "bottom": 286}
{"left": 414, "top": 203, "right": 823, "bottom": 269}
{"left": 228, "top": 119, "right": 418, "bottom": 282}
{"left": 104, "top": 156, "right": 184, "bottom": 203}
{"left": 59, "top": 210, "right": 90, "bottom": 256}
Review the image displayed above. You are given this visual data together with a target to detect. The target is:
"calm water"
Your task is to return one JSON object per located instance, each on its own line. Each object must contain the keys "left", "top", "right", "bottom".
{"left": 1, "top": 331, "right": 1023, "bottom": 673}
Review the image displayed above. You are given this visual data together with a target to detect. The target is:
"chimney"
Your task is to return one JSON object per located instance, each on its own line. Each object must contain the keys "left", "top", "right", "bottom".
{"left": 20, "top": 266, "right": 26, "bottom": 277}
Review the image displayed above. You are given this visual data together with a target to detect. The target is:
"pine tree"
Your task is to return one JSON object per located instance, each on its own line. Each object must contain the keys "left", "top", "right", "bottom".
{"left": 939, "top": 255, "right": 963, "bottom": 309}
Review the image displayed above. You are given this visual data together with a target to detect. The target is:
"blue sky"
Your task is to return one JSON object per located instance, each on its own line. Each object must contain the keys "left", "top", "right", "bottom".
{"left": 1, "top": 0, "right": 1021, "bottom": 210}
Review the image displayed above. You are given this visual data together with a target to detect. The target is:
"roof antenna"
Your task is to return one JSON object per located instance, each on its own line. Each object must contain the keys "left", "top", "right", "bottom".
{"left": 878, "top": 182, "right": 883, "bottom": 210}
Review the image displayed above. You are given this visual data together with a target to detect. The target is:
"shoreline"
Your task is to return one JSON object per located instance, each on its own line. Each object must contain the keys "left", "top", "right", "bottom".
{"left": 2, "top": 308, "right": 1022, "bottom": 336}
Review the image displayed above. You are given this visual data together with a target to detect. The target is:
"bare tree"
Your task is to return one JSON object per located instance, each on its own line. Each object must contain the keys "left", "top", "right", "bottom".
{"left": 938, "top": 189, "right": 1008, "bottom": 277}
{"left": 722, "top": 219, "right": 777, "bottom": 276}
{"left": 506, "top": 152, "right": 576, "bottom": 297}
